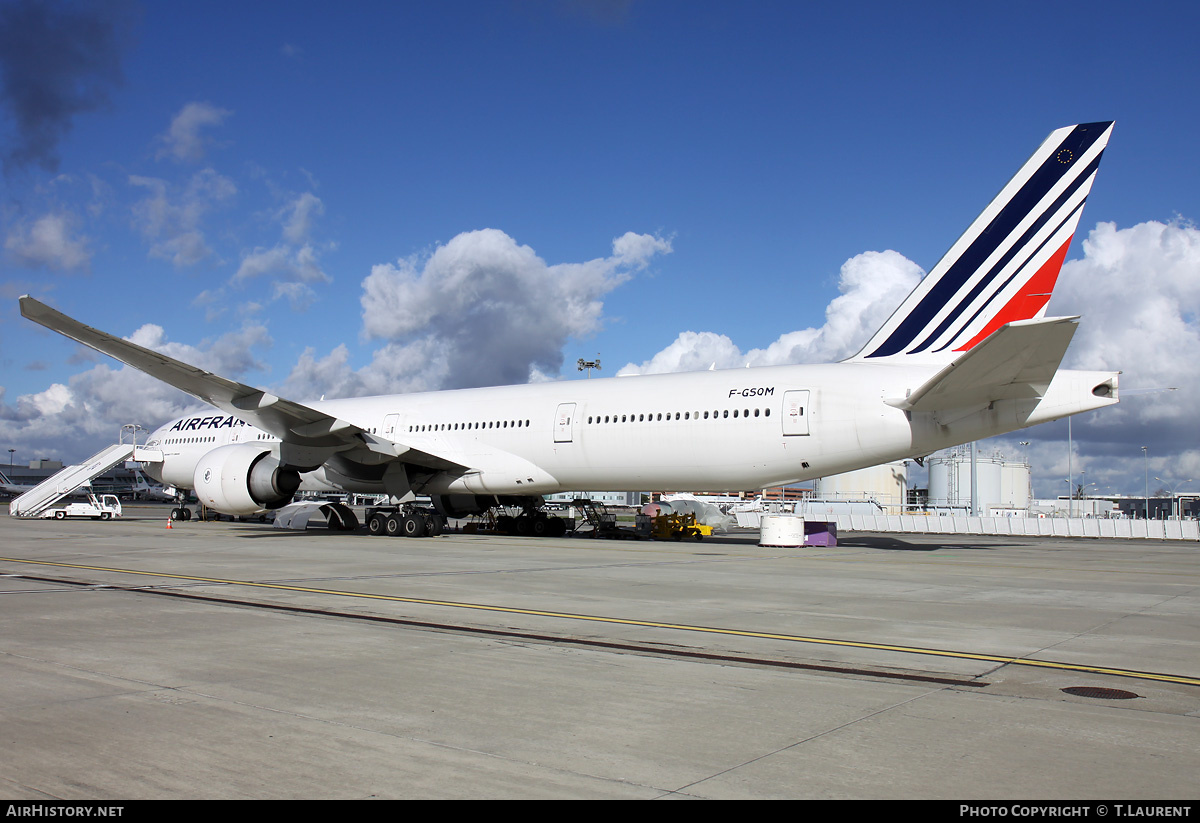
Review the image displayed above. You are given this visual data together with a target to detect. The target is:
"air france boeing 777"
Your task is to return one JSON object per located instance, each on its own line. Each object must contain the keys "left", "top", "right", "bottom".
{"left": 20, "top": 122, "right": 1119, "bottom": 532}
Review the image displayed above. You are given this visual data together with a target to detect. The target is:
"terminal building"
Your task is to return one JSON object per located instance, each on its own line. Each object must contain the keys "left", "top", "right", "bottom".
{"left": 544, "top": 491, "right": 642, "bottom": 507}
{"left": 1, "top": 459, "right": 141, "bottom": 497}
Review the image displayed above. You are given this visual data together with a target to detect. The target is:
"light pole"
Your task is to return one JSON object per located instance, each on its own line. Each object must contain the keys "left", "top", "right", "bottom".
{"left": 1142, "top": 446, "right": 1148, "bottom": 520}
{"left": 7, "top": 448, "right": 13, "bottom": 469}
{"left": 577, "top": 356, "right": 601, "bottom": 378}
{"left": 1019, "top": 441, "right": 1031, "bottom": 512}
{"left": 1155, "top": 477, "right": 1193, "bottom": 520}
{"left": 1078, "top": 479, "right": 1097, "bottom": 515}
{"left": 1067, "top": 418, "right": 1073, "bottom": 518}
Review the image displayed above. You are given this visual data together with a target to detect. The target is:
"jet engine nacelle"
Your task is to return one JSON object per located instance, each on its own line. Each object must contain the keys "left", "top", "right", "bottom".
{"left": 192, "top": 444, "right": 302, "bottom": 515}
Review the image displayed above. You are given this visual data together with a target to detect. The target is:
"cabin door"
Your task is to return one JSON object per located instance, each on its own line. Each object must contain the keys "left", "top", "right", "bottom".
{"left": 782, "top": 390, "right": 810, "bottom": 436}
{"left": 554, "top": 403, "right": 577, "bottom": 443}
{"left": 383, "top": 413, "right": 400, "bottom": 440}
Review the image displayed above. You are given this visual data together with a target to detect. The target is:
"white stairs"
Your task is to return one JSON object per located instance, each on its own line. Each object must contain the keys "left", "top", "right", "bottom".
{"left": 8, "top": 443, "right": 137, "bottom": 518}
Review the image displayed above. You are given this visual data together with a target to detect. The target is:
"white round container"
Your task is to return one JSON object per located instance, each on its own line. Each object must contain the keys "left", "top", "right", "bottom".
{"left": 759, "top": 515, "right": 806, "bottom": 547}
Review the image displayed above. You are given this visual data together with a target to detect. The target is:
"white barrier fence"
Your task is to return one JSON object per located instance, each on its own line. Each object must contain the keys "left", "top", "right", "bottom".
{"left": 829, "top": 514, "right": 1200, "bottom": 541}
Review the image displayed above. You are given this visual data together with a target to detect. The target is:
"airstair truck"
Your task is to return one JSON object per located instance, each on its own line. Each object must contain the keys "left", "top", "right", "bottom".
{"left": 40, "top": 492, "right": 123, "bottom": 520}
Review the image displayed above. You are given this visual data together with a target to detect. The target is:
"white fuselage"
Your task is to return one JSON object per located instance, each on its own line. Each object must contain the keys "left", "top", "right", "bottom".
{"left": 143, "top": 361, "right": 1113, "bottom": 498}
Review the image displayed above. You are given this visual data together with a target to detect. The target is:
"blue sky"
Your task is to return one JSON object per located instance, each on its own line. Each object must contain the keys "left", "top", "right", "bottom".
{"left": 2, "top": 0, "right": 1198, "bottom": 499}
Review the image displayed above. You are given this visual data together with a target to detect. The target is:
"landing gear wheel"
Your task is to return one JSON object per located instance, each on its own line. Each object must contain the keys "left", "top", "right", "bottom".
{"left": 368, "top": 513, "right": 387, "bottom": 536}
{"left": 385, "top": 513, "right": 404, "bottom": 537}
{"left": 399, "top": 513, "right": 427, "bottom": 538}
{"left": 426, "top": 516, "right": 444, "bottom": 537}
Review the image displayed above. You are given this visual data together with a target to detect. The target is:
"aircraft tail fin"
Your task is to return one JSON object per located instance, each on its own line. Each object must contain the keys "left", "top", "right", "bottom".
{"left": 852, "top": 122, "right": 1114, "bottom": 363}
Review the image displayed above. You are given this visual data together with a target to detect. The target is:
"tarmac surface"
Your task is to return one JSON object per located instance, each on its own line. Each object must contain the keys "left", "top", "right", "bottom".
{"left": 1, "top": 503, "right": 1198, "bottom": 799}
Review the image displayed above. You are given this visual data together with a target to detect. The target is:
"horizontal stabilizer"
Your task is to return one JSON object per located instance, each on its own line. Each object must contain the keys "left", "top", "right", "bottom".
{"left": 888, "top": 316, "right": 1079, "bottom": 413}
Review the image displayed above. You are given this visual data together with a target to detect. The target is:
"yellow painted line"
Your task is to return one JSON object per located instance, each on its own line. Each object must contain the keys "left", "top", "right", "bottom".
{"left": 4, "top": 556, "right": 1199, "bottom": 687}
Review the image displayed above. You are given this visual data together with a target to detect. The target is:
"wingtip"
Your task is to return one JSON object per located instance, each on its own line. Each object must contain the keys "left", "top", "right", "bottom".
{"left": 18, "top": 294, "right": 41, "bottom": 320}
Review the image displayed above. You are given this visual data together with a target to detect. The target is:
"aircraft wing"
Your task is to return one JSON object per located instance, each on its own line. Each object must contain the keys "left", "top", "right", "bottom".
{"left": 888, "top": 316, "right": 1079, "bottom": 413}
{"left": 19, "top": 296, "right": 467, "bottom": 473}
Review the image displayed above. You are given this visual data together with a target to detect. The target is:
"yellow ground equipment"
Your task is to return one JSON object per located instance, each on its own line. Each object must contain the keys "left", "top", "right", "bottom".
{"left": 651, "top": 511, "right": 711, "bottom": 541}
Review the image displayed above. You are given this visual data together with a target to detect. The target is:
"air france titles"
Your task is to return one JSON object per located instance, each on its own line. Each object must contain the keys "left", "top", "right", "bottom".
{"left": 168, "top": 415, "right": 248, "bottom": 433}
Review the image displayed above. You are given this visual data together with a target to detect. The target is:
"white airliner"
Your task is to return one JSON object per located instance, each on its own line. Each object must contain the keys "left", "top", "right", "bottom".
{"left": 131, "top": 470, "right": 177, "bottom": 502}
{"left": 20, "top": 122, "right": 1119, "bottom": 534}
{"left": 0, "top": 470, "right": 35, "bottom": 497}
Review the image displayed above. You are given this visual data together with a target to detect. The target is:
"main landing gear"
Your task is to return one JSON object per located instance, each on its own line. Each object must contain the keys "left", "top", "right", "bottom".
{"left": 492, "top": 509, "right": 568, "bottom": 537}
{"left": 365, "top": 506, "right": 445, "bottom": 538}
{"left": 456, "top": 501, "right": 567, "bottom": 537}
{"left": 169, "top": 489, "right": 192, "bottom": 521}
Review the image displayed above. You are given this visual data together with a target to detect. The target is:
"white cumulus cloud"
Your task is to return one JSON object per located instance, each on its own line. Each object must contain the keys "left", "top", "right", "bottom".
{"left": 355, "top": 228, "right": 672, "bottom": 391}
{"left": 4, "top": 211, "right": 91, "bottom": 270}
{"left": 1056, "top": 219, "right": 1200, "bottom": 398}
{"left": 930, "top": 220, "right": 1200, "bottom": 497}
{"left": 619, "top": 248, "right": 923, "bottom": 374}
{"left": 157, "top": 101, "right": 232, "bottom": 163}
{"left": 233, "top": 191, "right": 331, "bottom": 296}
{"left": 129, "top": 168, "right": 237, "bottom": 267}
{"left": 1037, "top": 219, "right": 1200, "bottom": 490}
{"left": 0, "top": 323, "right": 271, "bottom": 462}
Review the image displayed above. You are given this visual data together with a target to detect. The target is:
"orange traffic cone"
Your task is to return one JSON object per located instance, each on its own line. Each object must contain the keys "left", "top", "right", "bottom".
{"left": 166, "top": 516, "right": 173, "bottom": 529}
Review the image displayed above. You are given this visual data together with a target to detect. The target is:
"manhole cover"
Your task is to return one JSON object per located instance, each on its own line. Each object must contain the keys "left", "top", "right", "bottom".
{"left": 1061, "top": 686, "right": 1139, "bottom": 700}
